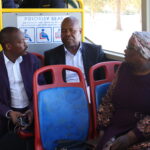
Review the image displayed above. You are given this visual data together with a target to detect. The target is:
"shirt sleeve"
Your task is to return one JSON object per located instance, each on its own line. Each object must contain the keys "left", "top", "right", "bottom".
{"left": 6, "top": 110, "right": 13, "bottom": 118}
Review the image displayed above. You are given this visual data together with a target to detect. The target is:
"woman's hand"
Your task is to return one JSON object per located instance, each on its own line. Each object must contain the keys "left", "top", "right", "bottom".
{"left": 110, "top": 135, "right": 129, "bottom": 150}
{"left": 99, "top": 130, "right": 104, "bottom": 140}
{"left": 110, "top": 131, "right": 137, "bottom": 150}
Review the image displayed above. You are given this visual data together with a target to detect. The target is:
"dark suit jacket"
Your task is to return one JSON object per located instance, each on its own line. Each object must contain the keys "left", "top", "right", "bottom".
{"left": 2, "top": 0, "right": 16, "bottom": 8}
{"left": 0, "top": 52, "right": 44, "bottom": 120}
{"left": 44, "top": 42, "right": 105, "bottom": 85}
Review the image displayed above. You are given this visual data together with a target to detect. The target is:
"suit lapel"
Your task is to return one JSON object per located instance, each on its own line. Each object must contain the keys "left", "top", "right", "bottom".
{"left": 59, "top": 46, "right": 66, "bottom": 81}
{"left": 81, "top": 43, "right": 89, "bottom": 81}
{"left": 59, "top": 45, "right": 66, "bottom": 64}
{"left": 20, "top": 55, "right": 32, "bottom": 99}
{"left": 0, "top": 52, "right": 11, "bottom": 105}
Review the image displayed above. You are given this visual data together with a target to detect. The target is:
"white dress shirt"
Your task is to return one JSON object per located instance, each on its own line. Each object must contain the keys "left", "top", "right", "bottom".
{"left": 64, "top": 43, "right": 86, "bottom": 83}
{"left": 64, "top": 44, "right": 91, "bottom": 102}
{"left": 64, "top": 43, "right": 91, "bottom": 103}
{"left": 3, "top": 53, "right": 29, "bottom": 108}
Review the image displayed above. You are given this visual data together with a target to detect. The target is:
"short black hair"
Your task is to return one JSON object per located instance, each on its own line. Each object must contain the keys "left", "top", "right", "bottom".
{"left": 0, "top": 27, "right": 20, "bottom": 46}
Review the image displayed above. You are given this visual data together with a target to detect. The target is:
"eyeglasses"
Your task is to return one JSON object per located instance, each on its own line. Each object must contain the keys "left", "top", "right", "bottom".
{"left": 61, "top": 28, "right": 80, "bottom": 34}
{"left": 126, "top": 46, "right": 135, "bottom": 51}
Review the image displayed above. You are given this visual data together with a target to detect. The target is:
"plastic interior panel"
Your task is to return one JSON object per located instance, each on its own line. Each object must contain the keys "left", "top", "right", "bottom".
{"left": 38, "top": 86, "right": 89, "bottom": 150}
{"left": 95, "top": 82, "right": 111, "bottom": 110}
{"left": 2, "top": 12, "right": 82, "bottom": 54}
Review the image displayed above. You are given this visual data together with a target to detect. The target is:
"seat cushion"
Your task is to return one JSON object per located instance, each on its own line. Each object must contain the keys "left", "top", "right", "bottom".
{"left": 38, "top": 87, "right": 89, "bottom": 150}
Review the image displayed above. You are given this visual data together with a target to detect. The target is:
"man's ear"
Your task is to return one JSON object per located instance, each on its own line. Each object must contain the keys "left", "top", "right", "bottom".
{"left": 80, "top": 28, "right": 82, "bottom": 34}
{"left": 5, "top": 43, "right": 12, "bottom": 51}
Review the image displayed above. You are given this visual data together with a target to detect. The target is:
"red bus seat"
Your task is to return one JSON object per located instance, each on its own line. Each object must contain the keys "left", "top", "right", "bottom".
{"left": 33, "top": 65, "right": 93, "bottom": 150}
{"left": 89, "top": 61, "right": 122, "bottom": 137}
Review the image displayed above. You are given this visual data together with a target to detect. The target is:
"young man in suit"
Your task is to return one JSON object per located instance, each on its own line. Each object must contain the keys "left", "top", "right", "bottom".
{"left": 44, "top": 16, "right": 105, "bottom": 85}
{"left": 0, "top": 27, "right": 44, "bottom": 149}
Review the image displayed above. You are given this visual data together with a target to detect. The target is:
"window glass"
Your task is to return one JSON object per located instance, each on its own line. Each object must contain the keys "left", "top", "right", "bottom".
{"left": 83, "top": 0, "right": 141, "bottom": 53}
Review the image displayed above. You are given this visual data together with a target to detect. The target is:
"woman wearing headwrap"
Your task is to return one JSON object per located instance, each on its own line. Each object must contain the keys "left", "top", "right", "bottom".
{"left": 96, "top": 32, "right": 150, "bottom": 150}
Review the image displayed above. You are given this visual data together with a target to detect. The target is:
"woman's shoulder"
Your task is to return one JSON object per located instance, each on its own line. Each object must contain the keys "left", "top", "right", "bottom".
{"left": 118, "top": 62, "right": 131, "bottom": 73}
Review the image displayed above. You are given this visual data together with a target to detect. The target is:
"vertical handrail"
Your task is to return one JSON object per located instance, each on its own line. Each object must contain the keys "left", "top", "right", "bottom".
{"left": 77, "top": 0, "right": 84, "bottom": 9}
{"left": 0, "top": 0, "right": 2, "bottom": 50}
{"left": 77, "top": 0, "right": 85, "bottom": 41}
{"left": 0, "top": 0, "right": 2, "bottom": 30}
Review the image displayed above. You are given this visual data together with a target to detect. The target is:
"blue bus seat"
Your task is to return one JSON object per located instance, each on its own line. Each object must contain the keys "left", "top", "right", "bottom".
{"left": 33, "top": 65, "right": 92, "bottom": 150}
{"left": 95, "top": 82, "right": 111, "bottom": 110}
{"left": 89, "top": 61, "right": 122, "bottom": 138}
{"left": 38, "top": 87, "right": 89, "bottom": 150}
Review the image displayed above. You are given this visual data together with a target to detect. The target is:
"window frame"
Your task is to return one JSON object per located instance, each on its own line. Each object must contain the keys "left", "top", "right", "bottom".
{"left": 142, "top": 0, "right": 150, "bottom": 31}
{"left": 102, "top": 0, "right": 150, "bottom": 61}
{"left": 85, "top": 0, "right": 150, "bottom": 60}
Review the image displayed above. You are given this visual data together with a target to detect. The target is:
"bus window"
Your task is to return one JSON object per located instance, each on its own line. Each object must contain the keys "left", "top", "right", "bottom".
{"left": 83, "top": 0, "right": 141, "bottom": 53}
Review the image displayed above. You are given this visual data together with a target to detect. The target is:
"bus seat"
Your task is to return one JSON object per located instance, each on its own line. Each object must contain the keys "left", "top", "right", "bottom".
{"left": 89, "top": 61, "right": 122, "bottom": 137}
{"left": 95, "top": 82, "right": 111, "bottom": 108}
{"left": 33, "top": 65, "right": 92, "bottom": 150}
{"left": 31, "top": 52, "right": 44, "bottom": 66}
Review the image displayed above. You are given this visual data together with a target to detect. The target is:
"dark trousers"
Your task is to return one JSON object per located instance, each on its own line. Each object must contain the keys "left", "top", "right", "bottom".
{"left": 0, "top": 132, "right": 34, "bottom": 150}
{"left": 0, "top": 107, "right": 34, "bottom": 150}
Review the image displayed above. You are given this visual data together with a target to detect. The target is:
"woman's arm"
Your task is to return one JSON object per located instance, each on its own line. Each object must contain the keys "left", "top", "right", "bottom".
{"left": 110, "top": 115, "right": 150, "bottom": 150}
{"left": 97, "top": 69, "right": 119, "bottom": 129}
{"left": 133, "top": 115, "right": 150, "bottom": 140}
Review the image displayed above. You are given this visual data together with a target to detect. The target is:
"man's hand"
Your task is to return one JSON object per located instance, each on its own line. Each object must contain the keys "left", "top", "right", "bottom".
{"left": 24, "top": 109, "right": 33, "bottom": 125}
{"left": 9, "top": 111, "right": 22, "bottom": 125}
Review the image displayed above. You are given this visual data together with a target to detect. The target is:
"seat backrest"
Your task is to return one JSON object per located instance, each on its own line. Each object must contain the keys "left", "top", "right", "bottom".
{"left": 95, "top": 82, "right": 111, "bottom": 108}
{"left": 31, "top": 52, "right": 44, "bottom": 66}
{"left": 33, "top": 65, "right": 92, "bottom": 150}
{"left": 89, "top": 61, "right": 122, "bottom": 137}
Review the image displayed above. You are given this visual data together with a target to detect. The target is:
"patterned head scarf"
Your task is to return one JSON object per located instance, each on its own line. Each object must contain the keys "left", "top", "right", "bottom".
{"left": 128, "top": 32, "right": 150, "bottom": 59}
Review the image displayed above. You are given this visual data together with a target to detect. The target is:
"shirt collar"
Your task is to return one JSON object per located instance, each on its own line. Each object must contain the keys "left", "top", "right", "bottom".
{"left": 3, "top": 51, "right": 23, "bottom": 64}
{"left": 64, "top": 42, "right": 82, "bottom": 55}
